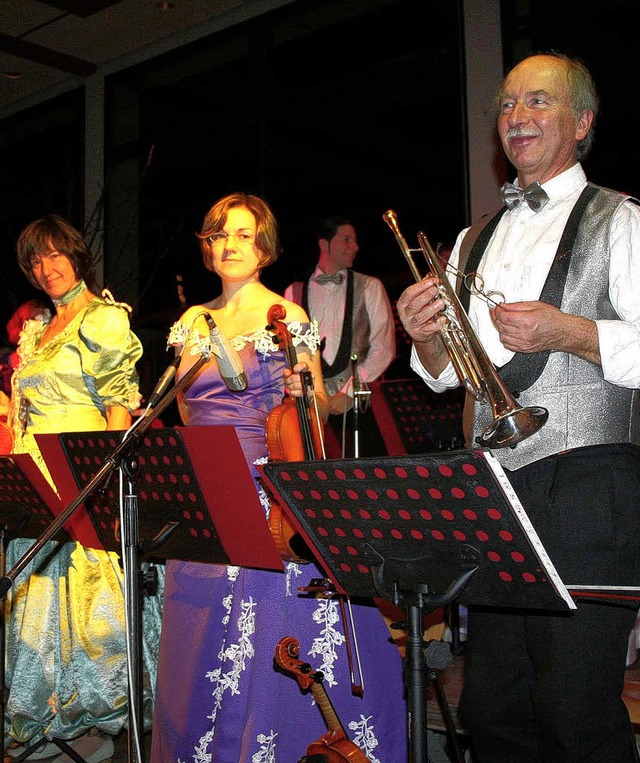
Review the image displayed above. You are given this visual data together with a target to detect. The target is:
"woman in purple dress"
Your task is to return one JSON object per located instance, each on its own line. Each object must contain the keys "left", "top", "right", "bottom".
{"left": 151, "top": 193, "right": 408, "bottom": 763}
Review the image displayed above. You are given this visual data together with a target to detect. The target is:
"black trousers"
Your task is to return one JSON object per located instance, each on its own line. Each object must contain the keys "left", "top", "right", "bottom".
{"left": 460, "top": 444, "right": 640, "bottom": 762}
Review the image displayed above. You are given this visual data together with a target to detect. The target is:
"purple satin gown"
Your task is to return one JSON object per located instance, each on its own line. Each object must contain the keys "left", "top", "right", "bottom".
{"left": 151, "top": 322, "right": 408, "bottom": 763}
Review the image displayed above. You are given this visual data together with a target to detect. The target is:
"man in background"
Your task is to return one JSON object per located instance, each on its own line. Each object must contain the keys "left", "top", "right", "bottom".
{"left": 285, "top": 216, "right": 395, "bottom": 456}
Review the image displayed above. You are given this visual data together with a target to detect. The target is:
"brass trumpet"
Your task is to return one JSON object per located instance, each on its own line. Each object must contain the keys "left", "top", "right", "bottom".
{"left": 383, "top": 209, "right": 548, "bottom": 449}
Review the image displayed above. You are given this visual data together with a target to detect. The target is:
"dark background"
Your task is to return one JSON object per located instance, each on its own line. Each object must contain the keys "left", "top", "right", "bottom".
{"left": 0, "top": 0, "right": 637, "bottom": 401}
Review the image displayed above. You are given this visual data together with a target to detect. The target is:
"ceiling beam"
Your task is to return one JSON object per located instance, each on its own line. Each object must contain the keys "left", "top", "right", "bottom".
{"left": 38, "top": 0, "right": 124, "bottom": 17}
{"left": 0, "top": 33, "right": 97, "bottom": 76}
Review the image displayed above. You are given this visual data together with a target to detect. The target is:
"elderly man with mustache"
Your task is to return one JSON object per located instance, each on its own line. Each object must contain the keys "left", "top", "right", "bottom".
{"left": 397, "top": 52, "right": 640, "bottom": 762}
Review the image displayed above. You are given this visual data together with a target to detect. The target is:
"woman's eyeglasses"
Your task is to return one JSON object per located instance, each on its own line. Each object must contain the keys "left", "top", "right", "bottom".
{"left": 207, "top": 231, "right": 256, "bottom": 247}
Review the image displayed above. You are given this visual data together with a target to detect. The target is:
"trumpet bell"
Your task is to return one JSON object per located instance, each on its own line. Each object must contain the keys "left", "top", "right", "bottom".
{"left": 479, "top": 405, "right": 549, "bottom": 449}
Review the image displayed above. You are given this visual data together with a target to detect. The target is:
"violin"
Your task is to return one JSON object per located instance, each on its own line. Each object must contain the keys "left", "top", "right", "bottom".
{"left": 265, "top": 304, "right": 325, "bottom": 563}
{"left": 275, "top": 636, "right": 370, "bottom": 763}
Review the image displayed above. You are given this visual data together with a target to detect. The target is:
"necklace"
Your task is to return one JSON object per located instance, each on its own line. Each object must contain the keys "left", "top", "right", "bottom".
{"left": 52, "top": 280, "right": 87, "bottom": 307}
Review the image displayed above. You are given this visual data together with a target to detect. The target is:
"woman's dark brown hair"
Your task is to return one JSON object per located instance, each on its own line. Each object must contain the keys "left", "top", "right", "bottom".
{"left": 16, "top": 214, "right": 99, "bottom": 292}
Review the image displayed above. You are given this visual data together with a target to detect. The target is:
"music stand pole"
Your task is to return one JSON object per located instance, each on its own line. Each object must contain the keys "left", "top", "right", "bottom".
{"left": 119, "top": 461, "right": 144, "bottom": 763}
{"left": 350, "top": 354, "right": 370, "bottom": 458}
{"left": 374, "top": 563, "right": 478, "bottom": 763}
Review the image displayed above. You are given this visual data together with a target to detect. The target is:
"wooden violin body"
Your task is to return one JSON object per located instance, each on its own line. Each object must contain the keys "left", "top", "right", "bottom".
{"left": 265, "top": 304, "right": 324, "bottom": 563}
{"left": 274, "top": 636, "right": 371, "bottom": 763}
{"left": 266, "top": 395, "right": 324, "bottom": 463}
{"left": 304, "top": 734, "right": 370, "bottom": 763}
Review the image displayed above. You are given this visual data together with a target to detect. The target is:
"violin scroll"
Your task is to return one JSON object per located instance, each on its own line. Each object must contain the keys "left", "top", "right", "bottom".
{"left": 274, "top": 636, "right": 318, "bottom": 691}
{"left": 266, "top": 303, "right": 291, "bottom": 352}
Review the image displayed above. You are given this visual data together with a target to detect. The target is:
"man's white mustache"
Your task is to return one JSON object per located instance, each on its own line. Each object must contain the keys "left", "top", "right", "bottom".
{"left": 506, "top": 128, "right": 540, "bottom": 139}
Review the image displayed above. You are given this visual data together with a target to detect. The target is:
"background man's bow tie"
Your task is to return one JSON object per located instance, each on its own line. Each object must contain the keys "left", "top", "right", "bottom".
{"left": 314, "top": 272, "right": 344, "bottom": 285}
{"left": 500, "top": 180, "right": 549, "bottom": 212}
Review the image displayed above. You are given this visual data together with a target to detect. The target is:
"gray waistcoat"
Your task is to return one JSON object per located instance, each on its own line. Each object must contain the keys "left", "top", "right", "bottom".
{"left": 468, "top": 187, "right": 640, "bottom": 470}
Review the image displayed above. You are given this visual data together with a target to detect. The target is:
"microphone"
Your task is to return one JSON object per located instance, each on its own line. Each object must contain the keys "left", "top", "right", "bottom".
{"left": 204, "top": 314, "right": 248, "bottom": 392}
{"left": 147, "top": 351, "right": 183, "bottom": 409}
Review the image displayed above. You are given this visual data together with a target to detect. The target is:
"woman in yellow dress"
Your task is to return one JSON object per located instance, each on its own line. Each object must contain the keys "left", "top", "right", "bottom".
{"left": 1, "top": 214, "right": 162, "bottom": 762}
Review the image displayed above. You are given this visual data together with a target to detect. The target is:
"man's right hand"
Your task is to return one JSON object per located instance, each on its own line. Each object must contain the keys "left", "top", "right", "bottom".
{"left": 396, "top": 277, "right": 447, "bottom": 343}
{"left": 396, "top": 277, "right": 451, "bottom": 377}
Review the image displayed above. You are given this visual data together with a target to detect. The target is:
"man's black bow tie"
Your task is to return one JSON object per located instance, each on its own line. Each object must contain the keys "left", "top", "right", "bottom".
{"left": 500, "top": 180, "right": 549, "bottom": 212}
{"left": 314, "top": 272, "right": 344, "bottom": 285}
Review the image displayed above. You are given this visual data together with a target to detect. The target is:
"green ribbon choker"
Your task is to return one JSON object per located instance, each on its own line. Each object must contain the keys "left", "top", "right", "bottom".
{"left": 51, "top": 280, "right": 88, "bottom": 307}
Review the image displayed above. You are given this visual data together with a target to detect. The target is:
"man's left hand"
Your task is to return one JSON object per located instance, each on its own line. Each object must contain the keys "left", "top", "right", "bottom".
{"left": 490, "top": 301, "right": 600, "bottom": 364}
{"left": 329, "top": 392, "right": 353, "bottom": 416}
{"left": 490, "top": 300, "right": 565, "bottom": 353}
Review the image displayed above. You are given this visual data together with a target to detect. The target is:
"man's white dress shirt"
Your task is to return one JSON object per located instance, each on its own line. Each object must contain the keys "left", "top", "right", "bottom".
{"left": 285, "top": 267, "right": 396, "bottom": 396}
{"left": 411, "top": 164, "right": 640, "bottom": 390}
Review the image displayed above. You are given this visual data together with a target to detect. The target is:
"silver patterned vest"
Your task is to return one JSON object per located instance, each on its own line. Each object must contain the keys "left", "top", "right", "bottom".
{"left": 289, "top": 271, "right": 371, "bottom": 397}
{"left": 466, "top": 185, "right": 640, "bottom": 470}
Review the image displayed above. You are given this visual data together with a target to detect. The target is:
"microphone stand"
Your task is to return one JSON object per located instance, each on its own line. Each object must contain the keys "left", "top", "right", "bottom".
{"left": 0, "top": 351, "right": 210, "bottom": 763}
{"left": 350, "top": 354, "right": 371, "bottom": 458}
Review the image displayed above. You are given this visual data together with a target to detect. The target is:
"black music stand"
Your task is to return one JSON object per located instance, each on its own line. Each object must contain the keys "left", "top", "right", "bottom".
{"left": 370, "top": 378, "right": 465, "bottom": 456}
{"left": 1, "top": 419, "right": 280, "bottom": 763}
{"left": 27, "top": 425, "right": 282, "bottom": 762}
{"left": 260, "top": 448, "right": 573, "bottom": 763}
{"left": 35, "top": 426, "right": 282, "bottom": 570}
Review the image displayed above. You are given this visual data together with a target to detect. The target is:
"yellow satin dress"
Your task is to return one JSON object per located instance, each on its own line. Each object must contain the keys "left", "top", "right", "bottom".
{"left": 4, "top": 297, "right": 163, "bottom": 744}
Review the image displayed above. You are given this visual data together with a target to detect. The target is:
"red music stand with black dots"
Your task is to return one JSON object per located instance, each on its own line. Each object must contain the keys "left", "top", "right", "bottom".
{"left": 260, "top": 448, "right": 574, "bottom": 763}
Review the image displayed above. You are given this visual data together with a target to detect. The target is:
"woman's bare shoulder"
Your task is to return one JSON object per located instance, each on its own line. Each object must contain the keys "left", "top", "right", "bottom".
{"left": 271, "top": 296, "right": 309, "bottom": 323}
{"left": 179, "top": 304, "right": 213, "bottom": 326}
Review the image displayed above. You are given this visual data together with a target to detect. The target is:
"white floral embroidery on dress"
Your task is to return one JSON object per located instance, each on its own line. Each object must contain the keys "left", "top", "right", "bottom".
{"left": 167, "top": 321, "right": 211, "bottom": 358}
{"left": 254, "top": 457, "right": 306, "bottom": 595}
{"left": 166, "top": 321, "right": 188, "bottom": 348}
{"left": 235, "top": 319, "right": 321, "bottom": 359}
{"left": 252, "top": 729, "right": 278, "bottom": 763}
{"left": 308, "top": 598, "right": 345, "bottom": 687}
{"left": 166, "top": 319, "right": 321, "bottom": 359}
{"left": 349, "top": 715, "right": 381, "bottom": 763}
{"left": 284, "top": 561, "right": 306, "bottom": 597}
{"left": 254, "top": 459, "right": 270, "bottom": 520}
{"left": 193, "top": 569, "right": 256, "bottom": 762}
